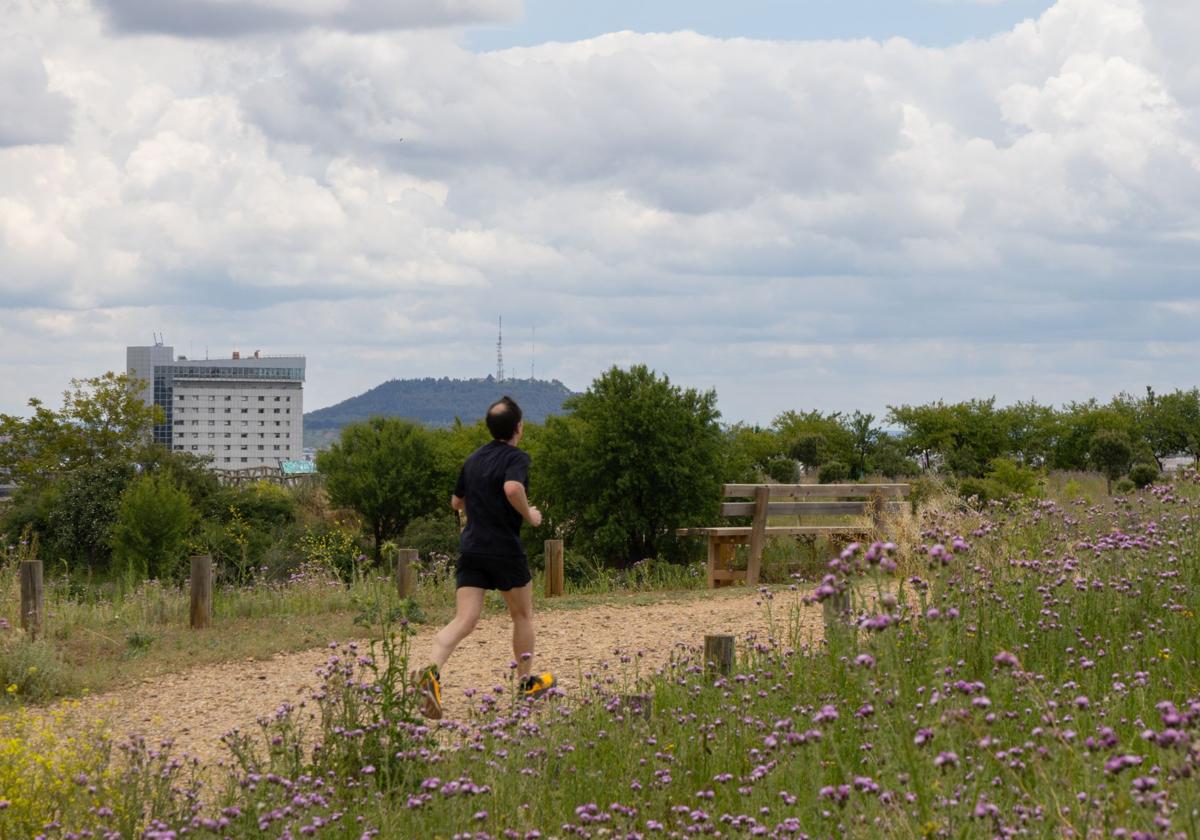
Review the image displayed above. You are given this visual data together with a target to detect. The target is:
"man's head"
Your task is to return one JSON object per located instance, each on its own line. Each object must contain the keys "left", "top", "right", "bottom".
{"left": 486, "top": 395, "right": 523, "bottom": 442}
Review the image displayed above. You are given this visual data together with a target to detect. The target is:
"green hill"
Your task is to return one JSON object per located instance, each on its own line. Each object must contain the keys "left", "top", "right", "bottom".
{"left": 304, "top": 376, "right": 576, "bottom": 445}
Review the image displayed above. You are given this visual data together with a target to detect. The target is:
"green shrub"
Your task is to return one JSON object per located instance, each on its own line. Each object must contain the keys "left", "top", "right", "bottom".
{"left": 985, "top": 457, "right": 1042, "bottom": 498}
{"left": 109, "top": 474, "right": 197, "bottom": 582}
{"left": 0, "top": 637, "right": 77, "bottom": 702}
{"left": 1128, "top": 462, "right": 1159, "bottom": 489}
{"left": 956, "top": 476, "right": 1004, "bottom": 507}
{"left": 1113, "top": 477, "right": 1136, "bottom": 495}
{"left": 817, "top": 461, "right": 849, "bottom": 484}
{"left": 762, "top": 455, "right": 798, "bottom": 483}
{"left": 299, "top": 524, "right": 364, "bottom": 582}
{"left": 400, "top": 514, "right": 461, "bottom": 562}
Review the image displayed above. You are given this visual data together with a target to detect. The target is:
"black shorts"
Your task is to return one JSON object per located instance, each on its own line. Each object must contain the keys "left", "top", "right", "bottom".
{"left": 455, "top": 553, "right": 532, "bottom": 591}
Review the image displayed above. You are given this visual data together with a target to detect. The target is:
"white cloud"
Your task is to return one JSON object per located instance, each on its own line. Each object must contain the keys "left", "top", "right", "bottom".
{"left": 1, "top": 0, "right": 1199, "bottom": 423}
{"left": 92, "top": 0, "right": 522, "bottom": 36}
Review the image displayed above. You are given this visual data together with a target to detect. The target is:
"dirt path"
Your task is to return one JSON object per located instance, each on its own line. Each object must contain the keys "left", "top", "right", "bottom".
{"left": 72, "top": 589, "right": 823, "bottom": 764}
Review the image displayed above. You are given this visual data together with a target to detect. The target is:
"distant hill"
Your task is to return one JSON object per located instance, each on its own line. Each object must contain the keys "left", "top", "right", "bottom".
{"left": 304, "top": 376, "right": 577, "bottom": 443}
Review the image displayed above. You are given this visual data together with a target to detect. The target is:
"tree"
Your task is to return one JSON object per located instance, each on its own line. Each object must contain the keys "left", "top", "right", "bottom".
{"left": 109, "top": 474, "right": 197, "bottom": 582}
{"left": 46, "top": 461, "right": 136, "bottom": 570}
{"left": 846, "top": 411, "right": 880, "bottom": 479}
{"left": 316, "top": 417, "right": 441, "bottom": 564}
{"left": 0, "top": 372, "right": 161, "bottom": 486}
{"left": 1089, "top": 429, "right": 1133, "bottom": 495}
{"left": 535, "top": 365, "right": 723, "bottom": 566}
{"left": 788, "top": 433, "right": 828, "bottom": 474}
{"left": 722, "top": 424, "right": 787, "bottom": 484}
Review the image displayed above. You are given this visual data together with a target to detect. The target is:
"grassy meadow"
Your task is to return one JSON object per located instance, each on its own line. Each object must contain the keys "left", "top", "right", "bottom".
{"left": 3, "top": 469, "right": 1199, "bottom": 838}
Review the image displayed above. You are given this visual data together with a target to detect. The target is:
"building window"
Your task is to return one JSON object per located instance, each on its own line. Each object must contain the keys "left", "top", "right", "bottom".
{"left": 273, "top": 408, "right": 280, "bottom": 414}
{"left": 174, "top": 445, "right": 184, "bottom": 450}
{"left": 240, "top": 457, "right": 248, "bottom": 463}
{"left": 258, "top": 445, "right": 265, "bottom": 451}
{"left": 241, "top": 408, "right": 248, "bottom": 414}
{"left": 258, "top": 396, "right": 265, "bottom": 401}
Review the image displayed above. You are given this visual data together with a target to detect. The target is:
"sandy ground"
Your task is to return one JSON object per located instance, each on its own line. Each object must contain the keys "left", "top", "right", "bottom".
{"left": 69, "top": 589, "right": 825, "bottom": 764}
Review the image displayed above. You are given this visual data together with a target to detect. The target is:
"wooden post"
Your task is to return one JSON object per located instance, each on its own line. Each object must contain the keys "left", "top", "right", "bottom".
{"left": 544, "top": 539, "right": 564, "bottom": 597}
{"left": 703, "top": 634, "right": 735, "bottom": 676}
{"left": 868, "top": 490, "right": 886, "bottom": 532}
{"left": 189, "top": 554, "right": 213, "bottom": 629}
{"left": 823, "top": 588, "right": 852, "bottom": 630}
{"left": 745, "top": 485, "right": 770, "bottom": 586}
{"left": 19, "top": 559, "right": 43, "bottom": 641}
{"left": 395, "top": 548, "right": 417, "bottom": 598}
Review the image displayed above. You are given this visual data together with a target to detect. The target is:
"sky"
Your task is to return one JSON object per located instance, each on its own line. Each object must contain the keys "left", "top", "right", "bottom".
{"left": 2, "top": 0, "right": 1199, "bottom": 426}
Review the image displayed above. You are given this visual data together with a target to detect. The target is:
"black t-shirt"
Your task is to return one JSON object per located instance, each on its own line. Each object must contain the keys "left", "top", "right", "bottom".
{"left": 454, "top": 440, "right": 531, "bottom": 559}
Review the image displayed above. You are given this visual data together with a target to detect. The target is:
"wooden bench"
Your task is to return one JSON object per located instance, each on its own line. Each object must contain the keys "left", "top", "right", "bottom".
{"left": 677, "top": 483, "right": 910, "bottom": 588}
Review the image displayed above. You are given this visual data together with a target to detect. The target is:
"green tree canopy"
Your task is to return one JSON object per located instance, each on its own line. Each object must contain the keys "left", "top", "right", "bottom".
{"left": 535, "top": 365, "right": 723, "bottom": 566}
{"left": 109, "top": 473, "right": 197, "bottom": 582}
{"left": 0, "top": 372, "right": 161, "bottom": 486}
{"left": 1089, "top": 429, "right": 1134, "bottom": 494}
{"left": 316, "top": 417, "right": 441, "bottom": 564}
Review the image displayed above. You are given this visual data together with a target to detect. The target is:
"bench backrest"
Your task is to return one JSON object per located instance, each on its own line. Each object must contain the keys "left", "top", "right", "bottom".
{"left": 720, "top": 483, "right": 910, "bottom": 521}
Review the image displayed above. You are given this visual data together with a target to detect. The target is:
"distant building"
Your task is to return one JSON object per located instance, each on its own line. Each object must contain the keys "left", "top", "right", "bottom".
{"left": 127, "top": 344, "right": 306, "bottom": 469}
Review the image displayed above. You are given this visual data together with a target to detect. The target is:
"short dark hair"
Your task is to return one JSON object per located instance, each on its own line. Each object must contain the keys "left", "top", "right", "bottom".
{"left": 486, "top": 396, "right": 523, "bottom": 441}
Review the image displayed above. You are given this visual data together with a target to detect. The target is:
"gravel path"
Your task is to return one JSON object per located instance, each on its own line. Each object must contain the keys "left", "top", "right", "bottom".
{"left": 71, "top": 589, "right": 825, "bottom": 764}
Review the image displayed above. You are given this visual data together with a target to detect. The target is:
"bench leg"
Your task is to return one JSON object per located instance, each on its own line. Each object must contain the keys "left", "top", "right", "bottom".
{"left": 706, "top": 536, "right": 719, "bottom": 589}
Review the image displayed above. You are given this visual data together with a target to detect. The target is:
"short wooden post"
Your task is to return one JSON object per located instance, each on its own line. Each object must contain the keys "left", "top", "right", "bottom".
{"left": 822, "top": 588, "right": 852, "bottom": 630}
{"left": 395, "top": 548, "right": 417, "bottom": 598}
{"left": 544, "top": 539, "right": 564, "bottom": 597}
{"left": 703, "top": 634, "right": 735, "bottom": 676}
{"left": 19, "top": 559, "right": 44, "bottom": 641}
{"left": 189, "top": 554, "right": 213, "bottom": 629}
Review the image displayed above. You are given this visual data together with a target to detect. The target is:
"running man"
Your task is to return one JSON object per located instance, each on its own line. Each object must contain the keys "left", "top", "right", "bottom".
{"left": 415, "top": 395, "right": 556, "bottom": 719}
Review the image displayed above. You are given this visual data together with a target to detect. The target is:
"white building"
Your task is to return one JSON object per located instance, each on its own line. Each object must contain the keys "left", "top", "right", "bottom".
{"left": 127, "top": 343, "right": 306, "bottom": 469}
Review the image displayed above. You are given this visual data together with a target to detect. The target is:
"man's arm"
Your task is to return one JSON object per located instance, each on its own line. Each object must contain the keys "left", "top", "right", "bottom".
{"left": 450, "top": 494, "right": 465, "bottom": 513}
{"left": 504, "top": 481, "right": 542, "bottom": 527}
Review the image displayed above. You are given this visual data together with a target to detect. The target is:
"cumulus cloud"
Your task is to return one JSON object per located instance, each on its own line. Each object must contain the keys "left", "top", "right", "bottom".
{"left": 93, "top": 0, "right": 522, "bottom": 36}
{"left": 2, "top": 0, "right": 1200, "bottom": 422}
{"left": 0, "top": 34, "right": 72, "bottom": 146}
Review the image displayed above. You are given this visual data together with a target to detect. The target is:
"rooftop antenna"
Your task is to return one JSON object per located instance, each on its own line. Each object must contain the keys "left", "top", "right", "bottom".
{"left": 496, "top": 316, "right": 505, "bottom": 382}
{"left": 531, "top": 325, "right": 535, "bottom": 381}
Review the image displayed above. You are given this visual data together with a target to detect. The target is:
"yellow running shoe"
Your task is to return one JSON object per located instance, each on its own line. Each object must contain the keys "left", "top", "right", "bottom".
{"left": 520, "top": 672, "right": 557, "bottom": 700}
{"left": 414, "top": 665, "right": 443, "bottom": 720}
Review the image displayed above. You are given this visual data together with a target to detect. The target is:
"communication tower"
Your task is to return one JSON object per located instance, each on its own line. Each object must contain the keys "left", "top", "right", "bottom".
{"left": 496, "top": 316, "right": 505, "bottom": 382}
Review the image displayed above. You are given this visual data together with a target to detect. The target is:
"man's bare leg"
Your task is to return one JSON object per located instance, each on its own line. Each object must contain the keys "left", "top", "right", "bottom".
{"left": 500, "top": 583, "right": 535, "bottom": 679}
{"left": 430, "top": 586, "right": 485, "bottom": 670}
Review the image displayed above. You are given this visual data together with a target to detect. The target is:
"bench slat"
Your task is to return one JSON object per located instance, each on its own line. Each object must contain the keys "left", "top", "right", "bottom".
{"left": 723, "top": 483, "right": 909, "bottom": 499}
{"left": 677, "top": 525, "right": 871, "bottom": 538}
{"left": 721, "top": 500, "right": 902, "bottom": 517}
